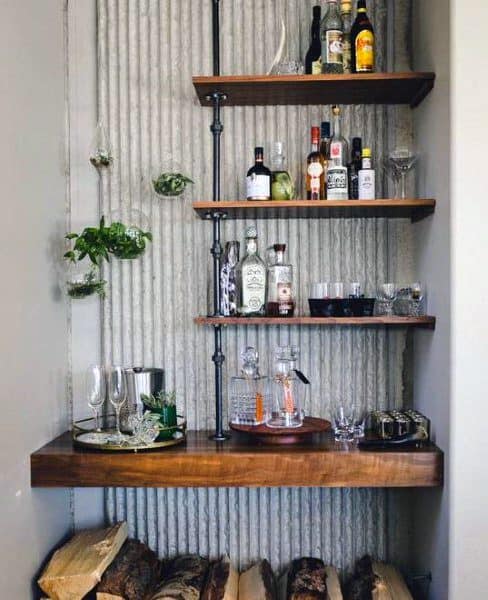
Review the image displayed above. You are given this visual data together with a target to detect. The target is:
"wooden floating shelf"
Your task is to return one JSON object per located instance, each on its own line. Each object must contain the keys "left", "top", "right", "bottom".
{"left": 195, "top": 316, "right": 436, "bottom": 329}
{"left": 31, "top": 431, "right": 443, "bottom": 488}
{"left": 193, "top": 72, "right": 435, "bottom": 108}
{"left": 193, "top": 199, "right": 436, "bottom": 222}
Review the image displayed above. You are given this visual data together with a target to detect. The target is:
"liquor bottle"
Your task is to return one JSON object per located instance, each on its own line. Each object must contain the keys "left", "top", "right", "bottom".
{"left": 327, "top": 106, "right": 349, "bottom": 199}
{"left": 341, "top": 1, "right": 353, "bottom": 74}
{"left": 220, "top": 241, "right": 240, "bottom": 316}
{"left": 305, "top": 5, "right": 322, "bottom": 75}
{"left": 246, "top": 147, "right": 271, "bottom": 200}
{"left": 266, "top": 244, "right": 295, "bottom": 317}
{"left": 358, "top": 147, "right": 376, "bottom": 199}
{"left": 351, "top": 0, "right": 375, "bottom": 73}
{"left": 236, "top": 226, "right": 266, "bottom": 316}
{"left": 271, "top": 142, "right": 294, "bottom": 200}
{"left": 348, "top": 137, "right": 362, "bottom": 199}
{"left": 320, "top": 0, "right": 344, "bottom": 74}
{"left": 306, "top": 127, "right": 325, "bottom": 200}
{"left": 319, "top": 121, "right": 331, "bottom": 160}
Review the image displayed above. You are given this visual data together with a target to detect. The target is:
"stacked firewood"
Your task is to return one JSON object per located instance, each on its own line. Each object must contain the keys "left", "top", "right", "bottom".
{"left": 38, "top": 523, "right": 413, "bottom": 599}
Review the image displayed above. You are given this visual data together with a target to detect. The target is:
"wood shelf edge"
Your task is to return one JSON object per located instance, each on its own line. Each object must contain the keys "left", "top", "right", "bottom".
{"left": 194, "top": 316, "right": 436, "bottom": 329}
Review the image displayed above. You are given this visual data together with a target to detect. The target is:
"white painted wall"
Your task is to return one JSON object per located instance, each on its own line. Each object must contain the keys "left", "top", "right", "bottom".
{"left": 450, "top": 0, "right": 488, "bottom": 596}
{"left": 412, "top": 1, "right": 450, "bottom": 597}
{"left": 0, "top": 0, "right": 72, "bottom": 596}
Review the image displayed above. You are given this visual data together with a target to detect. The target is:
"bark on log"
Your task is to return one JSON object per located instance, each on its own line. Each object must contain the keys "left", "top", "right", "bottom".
{"left": 150, "top": 555, "right": 209, "bottom": 600}
{"left": 372, "top": 562, "right": 413, "bottom": 600}
{"left": 96, "top": 539, "right": 160, "bottom": 600}
{"left": 278, "top": 559, "right": 343, "bottom": 600}
{"left": 239, "top": 560, "right": 276, "bottom": 600}
{"left": 38, "top": 522, "right": 128, "bottom": 600}
{"left": 201, "top": 555, "right": 238, "bottom": 600}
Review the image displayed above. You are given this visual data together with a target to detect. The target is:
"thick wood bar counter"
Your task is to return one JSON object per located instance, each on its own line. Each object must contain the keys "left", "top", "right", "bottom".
{"left": 31, "top": 431, "right": 443, "bottom": 489}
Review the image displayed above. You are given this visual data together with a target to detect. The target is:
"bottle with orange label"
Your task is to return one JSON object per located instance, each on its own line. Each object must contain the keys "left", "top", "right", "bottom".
{"left": 351, "top": 0, "right": 375, "bottom": 73}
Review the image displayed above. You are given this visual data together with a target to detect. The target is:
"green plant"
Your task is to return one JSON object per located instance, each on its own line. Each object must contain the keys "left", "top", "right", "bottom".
{"left": 141, "top": 390, "right": 176, "bottom": 410}
{"left": 153, "top": 172, "right": 193, "bottom": 197}
{"left": 67, "top": 269, "right": 106, "bottom": 299}
{"left": 64, "top": 216, "right": 152, "bottom": 265}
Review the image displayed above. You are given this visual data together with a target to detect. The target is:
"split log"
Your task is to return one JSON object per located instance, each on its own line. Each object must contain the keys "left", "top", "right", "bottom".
{"left": 201, "top": 555, "right": 238, "bottom": 600}
{"left": 372, "top": 562, "right": 413, "bottom": 600}
{"left": 96, "top": 539, "right": 160, "bottom": 600}
{"left": 239, "top": 560, "right": 276, "bottom": 600}
{"left": 38, "top": 522, "right": 128, "bottom": 600}
{"left": 277, "top": 559, "right": 343, "bottom": 600}
{"left": 150, "top": 554, "right": 209, "bottom": 600}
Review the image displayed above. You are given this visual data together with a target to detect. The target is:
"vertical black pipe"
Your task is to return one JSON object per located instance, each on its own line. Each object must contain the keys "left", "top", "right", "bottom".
{"left": 212, "top": 0, "right": 220, "bottom": 76}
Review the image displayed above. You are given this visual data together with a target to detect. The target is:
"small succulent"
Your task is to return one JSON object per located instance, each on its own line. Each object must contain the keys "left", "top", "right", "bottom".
{"left": 67, "top": 269, "right": 106, "bottom": 299}
{"left": 141, "top": 390, "right": 176, "bottom": 410}
{"left": 153, "top": 172, "right": 194, "bottom": 197}
{"left": 90, "top": 151, "right": 113, "bottom": 168}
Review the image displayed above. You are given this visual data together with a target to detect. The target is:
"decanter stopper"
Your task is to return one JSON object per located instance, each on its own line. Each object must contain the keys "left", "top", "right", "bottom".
{"left": 241, "top": 346, "right": 260, "bottom": 377}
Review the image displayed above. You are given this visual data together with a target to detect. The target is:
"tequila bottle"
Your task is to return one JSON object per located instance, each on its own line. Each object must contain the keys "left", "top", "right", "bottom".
{"left": 220, "top": 241, "right": 240, "bottom": 316}
{"left": 236, "top": 227, "right": 267, "bottom": 316}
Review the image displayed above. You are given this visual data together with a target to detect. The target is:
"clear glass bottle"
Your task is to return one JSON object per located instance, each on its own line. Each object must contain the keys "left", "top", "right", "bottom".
{"left": 266, "top": 244, "right": 295, "bottom": 317}
{"left": 236, "top": 226, "right": 267, "bottom": 316}
{"left": 246, "top": 147, "right": 271, "bottom": 200}
{"left": 271, "top": 142, "right": 294, "bottom": 200}
{"left": 358, "top": 147, "right": 376, "bottom": 199}
{"left": 306, "top": 126, "right": 325, "bottom": 200}
{"left": 327, "top": 106, "right": 349, "bottom": 199}
{"left": 341, "top": 1, "right": 352, "bottom": 74}
{"left": 321, "top": 0, "right": 344, "bottom": 74}
{"left": 267, "top": 346, "right": 304, "bottom": 428}
{"left": 230, "top": 347, "right": 271, "bottom": 426}
{"left": 220, "top": 241, "right": 240, "bottom": 316}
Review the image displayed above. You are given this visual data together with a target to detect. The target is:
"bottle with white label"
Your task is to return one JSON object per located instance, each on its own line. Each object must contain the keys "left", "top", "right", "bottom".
{"left": 236, "top": 226, "right": 267, "bottom": 316}
{"left": 327, "top": 106, "right": 349, "bottom": 199}
{"left": 358, "top": 147, "right": 375, "bottom": 200}
{"left": 320, "top": 0, "right": 344, "bottom": 74}
{"left": 246, "top": 147, "right": 271, "bottom": 200}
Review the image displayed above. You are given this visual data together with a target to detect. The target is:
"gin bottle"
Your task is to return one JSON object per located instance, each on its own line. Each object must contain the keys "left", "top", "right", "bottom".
{"left": 327, "top": 105, "right": 349, "bottom": 199}
{"left": 321, "top": 0, "right": 344, "bottom": 74}
{"left": 236, "top": 227, "right": 266, "bottom": 316}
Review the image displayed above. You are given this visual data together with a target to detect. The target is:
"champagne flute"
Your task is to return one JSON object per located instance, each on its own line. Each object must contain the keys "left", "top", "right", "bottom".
{"left": 108, "top": 365, "right": 127, "bottom": 443}
{"left": 86, "top": 365, "right": 105, "bottom": 432}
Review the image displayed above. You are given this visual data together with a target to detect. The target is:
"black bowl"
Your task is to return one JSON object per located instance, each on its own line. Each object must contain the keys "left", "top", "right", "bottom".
{"left": 342, "top": 297, "right": 376, "bottom": 317}
{"left": 309, "top": 298, "right": 375, "bottom": 318}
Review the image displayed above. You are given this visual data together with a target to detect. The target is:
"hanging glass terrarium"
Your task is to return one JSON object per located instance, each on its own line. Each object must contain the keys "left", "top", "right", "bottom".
{"left": 105, "top": 208, "right": 152, "bottom": 260}
{"left": 89, "top": 121, "right": 113, "bottom": 170}
{"left": 229, "top": 347, "right": 271, "bottom": 426}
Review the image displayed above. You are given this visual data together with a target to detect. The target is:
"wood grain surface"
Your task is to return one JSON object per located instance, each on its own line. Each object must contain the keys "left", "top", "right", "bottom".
{"left": 194, "top": 316, "right": 436, "bottom": 329}
{"left": 31, "top": 431, "right": 443, "bottom": 489}
{"left": 192, "top": 72, "right": 435, "bottom": 107}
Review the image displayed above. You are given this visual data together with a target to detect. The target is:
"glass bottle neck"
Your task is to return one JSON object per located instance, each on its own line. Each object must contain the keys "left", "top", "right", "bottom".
{"left": 255, "top": 157, "right": 263, "bottom": 165}
{"left": 275, "top": 250, "right": 284, "bottom": 265}
{"left": 246, "top": 238, "right": 257, "bottom": 255}
{"left": 333, "top": 114, "right": 341, "bottom": 138}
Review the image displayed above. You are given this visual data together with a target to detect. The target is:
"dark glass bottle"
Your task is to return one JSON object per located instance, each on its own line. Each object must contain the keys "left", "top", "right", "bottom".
{"left": 319, "top": 121, "right": 331, "bottom": 160}
{"left": 351, "top": 0, "right": 375, "bottom": 73}
{"left": 348, "top": 137, "right": 362, "bottom": 199}
{"left": 305, "top": 6, "right": 322, "bottom": 75}
{"left": 246, "top": 147, "right": 271, "bottom": 200}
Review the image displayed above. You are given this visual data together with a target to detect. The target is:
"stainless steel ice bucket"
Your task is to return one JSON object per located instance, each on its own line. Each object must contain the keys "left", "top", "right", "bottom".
{"left": 124, "top": 367, "right": 165, "bottom": 414}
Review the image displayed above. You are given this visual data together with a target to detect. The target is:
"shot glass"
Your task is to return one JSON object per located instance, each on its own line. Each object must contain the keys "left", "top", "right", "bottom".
{"left": 332, "top": 401, "right": 355, "bottom": 442}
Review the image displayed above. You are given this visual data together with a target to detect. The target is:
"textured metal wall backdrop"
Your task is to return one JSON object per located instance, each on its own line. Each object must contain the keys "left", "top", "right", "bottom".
{"left": 99, "top": 0, "right": 415, "bottom": 575}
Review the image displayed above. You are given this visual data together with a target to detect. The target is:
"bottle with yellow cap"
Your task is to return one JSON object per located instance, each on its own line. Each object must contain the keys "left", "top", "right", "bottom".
{"left": 358, "top": 148, "right": 375, "bottom": 200}
{"left": 351, "top": 0, "right": 375, "bottom": 73}
{"left": 340, "top": 1, "right": 353, "bottom": 74}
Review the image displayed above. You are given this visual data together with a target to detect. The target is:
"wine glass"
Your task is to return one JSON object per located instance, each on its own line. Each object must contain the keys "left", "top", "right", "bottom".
{"left": 86, "top": 365, "right": 106, "bottom": 432}
{"left": 388, "top": 149, "right": 418, "bottom": 199}
{"left": 377, "top": 283, "right": 397, "bottom": 316}
{"left": 108, "top": 366, "right": 127, "bottom": 443}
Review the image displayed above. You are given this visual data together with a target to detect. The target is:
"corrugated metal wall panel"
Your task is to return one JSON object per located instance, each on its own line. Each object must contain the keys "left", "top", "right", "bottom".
{"left": 99, "top": 0, "right": 414, "bottom": 575}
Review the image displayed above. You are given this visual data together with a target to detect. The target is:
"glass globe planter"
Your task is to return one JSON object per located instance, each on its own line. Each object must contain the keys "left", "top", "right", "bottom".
{"left": 106, "top": 208, "right": 152, "bottom": 260}
{"left": 152, "top": 155, "right": 193, "bottom": 199}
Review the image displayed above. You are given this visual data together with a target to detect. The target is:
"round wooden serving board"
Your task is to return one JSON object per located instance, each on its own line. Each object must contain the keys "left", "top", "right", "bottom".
{"left": 230, "top": 416, "right": 331, "bottom": 445}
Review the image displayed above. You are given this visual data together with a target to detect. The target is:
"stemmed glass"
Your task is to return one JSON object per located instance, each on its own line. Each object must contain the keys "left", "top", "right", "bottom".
{"left": 86, "top": 365, "right": 106, "bottom": 432}
{"left": 377, "top": 283, "right": 397, "bottom": 316}
{"left": 108, "top": 366, "right": 127, "bottom": 443}
{"left": 388, "top": 149, "right": 418, "bottom": 199}
{"left": 410, "top": 282, "right": 426, "bottom": 316}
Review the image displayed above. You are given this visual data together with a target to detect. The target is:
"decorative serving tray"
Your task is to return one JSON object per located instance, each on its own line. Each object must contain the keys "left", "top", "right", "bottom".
{"left": 230, "top": 416, "right": 331, "bottom": 445}
{"left": 72, "top": 415, "right": 186, "bottom": 452}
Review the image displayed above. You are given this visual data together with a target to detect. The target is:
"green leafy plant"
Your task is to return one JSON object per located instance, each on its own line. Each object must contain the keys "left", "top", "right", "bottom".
{"left": 153, "top": 172, "right": 193, "bottom": 197}
{"left": 64, "top": 216, "right": 152, "bottom": 265}
{"left": 141, "top": 390, "right": 176, "bottom": 410}
{"left": 67, "top": 269, "right": 107, "bottom": 299}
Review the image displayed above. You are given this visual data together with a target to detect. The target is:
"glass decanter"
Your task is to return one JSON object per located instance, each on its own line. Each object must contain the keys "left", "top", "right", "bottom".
{"left": 267, "top": 346, "right": 304, "bottom": 428}
{"left": 230, "top": 347, "right": 270, "bottom": 426}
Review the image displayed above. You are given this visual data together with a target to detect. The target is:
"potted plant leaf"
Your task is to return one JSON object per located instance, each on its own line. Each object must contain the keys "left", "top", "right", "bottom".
{"left": 140, "top": 391, "right": 178, "bottom": 440}
{"left": 66, "top": 267, "right": 107, "bottom": 299}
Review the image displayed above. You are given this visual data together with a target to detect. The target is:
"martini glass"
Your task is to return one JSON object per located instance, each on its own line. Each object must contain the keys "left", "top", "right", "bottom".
{"left": 388, "top": 149, "right": 417, "bottom": 199}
